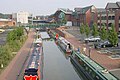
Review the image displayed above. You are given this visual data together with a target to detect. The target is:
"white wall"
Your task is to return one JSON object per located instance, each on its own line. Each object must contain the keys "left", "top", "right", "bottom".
{"left": 65, "top": 21, "right": 72, "bottom": 26}
{"left": 17, "top": 11, "right": 29, "bottom": 23}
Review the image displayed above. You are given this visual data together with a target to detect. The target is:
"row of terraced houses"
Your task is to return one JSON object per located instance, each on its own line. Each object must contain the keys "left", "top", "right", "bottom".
{"left": 52, "top": 2, "right": 120, "bottom": 32}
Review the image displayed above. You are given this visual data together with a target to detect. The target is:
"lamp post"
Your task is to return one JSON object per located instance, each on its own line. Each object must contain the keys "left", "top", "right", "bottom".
{"left": 88, "top": 47, "right": 91, "bottom": 58}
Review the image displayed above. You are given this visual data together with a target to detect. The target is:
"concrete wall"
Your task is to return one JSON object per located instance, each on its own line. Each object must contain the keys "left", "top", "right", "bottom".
{"left": 55, "top": 28, "right": 66, "bottom": 37}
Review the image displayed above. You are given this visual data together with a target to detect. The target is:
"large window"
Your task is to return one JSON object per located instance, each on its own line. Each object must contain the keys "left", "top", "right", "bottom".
{"left": 108, "top": 16, "right": 111, "bottom": 20}
{"left": 101, "top": 16, "right": 106, "bottom": 20}
{"left": 112, "top": 16, "right": 115, "bottom": 20}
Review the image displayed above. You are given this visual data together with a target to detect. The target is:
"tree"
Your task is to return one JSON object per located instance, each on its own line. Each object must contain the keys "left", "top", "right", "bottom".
{"left": 100, "top": 24, "right": 108, "bottom": 40}
{"left": 108, "top": 24, "right": 118, "bottom": 46}
{"left": 80, "top": 23, "right": 85, "bottom": 34}
{"left": 62, "top": 18, "right": 67, "bottom": 25}
{"left": 85, "top": 24, "right": 90, "bottom": 37}
{"left": 92, "top": 23, "right": 99, "bottom": 37}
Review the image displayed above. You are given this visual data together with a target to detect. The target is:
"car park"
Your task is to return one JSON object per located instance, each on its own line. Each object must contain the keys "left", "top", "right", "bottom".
{"left": 84, "top": 36, "right": 100, "bottom": 43}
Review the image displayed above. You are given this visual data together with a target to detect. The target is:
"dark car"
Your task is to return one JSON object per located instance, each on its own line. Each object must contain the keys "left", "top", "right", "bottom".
{"left": 118, "top": 34, "right": 120, "bottom": 38}
{"left": 94, "top": 41, "right": 113, "bottom": 49}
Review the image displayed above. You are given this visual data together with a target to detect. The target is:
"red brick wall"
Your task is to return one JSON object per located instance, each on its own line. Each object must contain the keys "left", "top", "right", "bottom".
{"left": 0, "top": 21, "right": 16, "bottom": 27}
{"left": 115, "top": 10, "right": 120, "bottom": 32}
{"left": 86, "top": 9, "right": 91, "bottom": 25}
{"left": 55, "top": 28, "right": 66, "bottom": 37}
{"left": 65, "top": 14, "right": 72, "bottom": 21}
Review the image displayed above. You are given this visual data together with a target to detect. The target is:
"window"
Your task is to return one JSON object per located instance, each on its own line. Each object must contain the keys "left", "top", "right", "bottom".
{"left": 108, "top": 16, "right": 111, "bottom": 20}
{"left": 97, "top": 17, "right": 100, "bottom": 20}
{"left": 112, "top": 16, "right": 115, "bottom": 20}
{"left": 97, "top": 23, "right": 100, "bottom": 26}
{"left": 108, "top": 23, "right": 112, "bottom": 27}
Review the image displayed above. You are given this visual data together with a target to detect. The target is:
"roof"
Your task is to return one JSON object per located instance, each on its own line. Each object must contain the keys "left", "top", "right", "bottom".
{"left": 57, "top": 8, "right": 73, "bottom": 14}
{"left": 106, "top": 2, "right": 120, "bottom": 9}
{"left": 97, "top": 8, "right": 106, "bottom": 13}
{"left": 35, "top": 38, "right": 42, "bottom": 44}
{"left": 40, "top": 32, "right": 50, "bottom": 39}
{"left": 74, "top": 8, "right": 81, "bottom": 12}
{"left": 116, "top": 2, "right": 120, "bottom": 7}
{"left": 0, "top": 18, "right": 12, "bottom": 22}
{"left": 79, "top": 5, "right": 94, "bottom": 14}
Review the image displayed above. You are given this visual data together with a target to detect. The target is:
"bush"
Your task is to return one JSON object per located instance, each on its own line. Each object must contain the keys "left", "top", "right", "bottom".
{"left": 0, "top": 27, "right": 27, "bottom": 70}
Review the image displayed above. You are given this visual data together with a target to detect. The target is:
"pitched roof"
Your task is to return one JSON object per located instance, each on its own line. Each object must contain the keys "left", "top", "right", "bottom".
{"left": 106, "top": 3, "right": 120, "bottom": 9}
{"left": 79, "top": 5, "right": 93, "bottom": 14}
{"left": 57, "top": 8, "right": 73, "bottom": 14}
{"left": 116, "top": 2, "right": 120, "bottom": 7}
{"left": 74, "top": 8, "right": 81, "bottom": 12}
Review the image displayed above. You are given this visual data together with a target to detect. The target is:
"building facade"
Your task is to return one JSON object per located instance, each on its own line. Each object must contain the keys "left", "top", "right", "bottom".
{"left": 97, "top": 2, "right": 120, "bottom": 32}
{"left": 53, "top": 8, "right": 73, "bottom": 26}
{"left": 73, "top": 5, "right": 97, "bottom": 27}
{"left": 12, "top": 11, "right": 32, "bottom": 26}
{"left": 0, "top": 19, "right": 16, "bottom": 27}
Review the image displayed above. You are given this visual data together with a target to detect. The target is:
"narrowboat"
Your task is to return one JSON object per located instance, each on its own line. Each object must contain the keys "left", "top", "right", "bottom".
{"left": 70, "top": 51, "right": 119, "bottom": 80}
{"left": 57, "top": 37, "right": 72, "bottom": 54}
{"left": 23, "top": 39, "right": 43, "bottom": 80}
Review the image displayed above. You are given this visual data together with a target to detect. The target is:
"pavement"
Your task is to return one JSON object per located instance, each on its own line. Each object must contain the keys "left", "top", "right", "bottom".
{"left": 63, "top": 27, "right": 120, "bottom": 79}
{"left": 65, "top": 27, "right": 120, "bottom": 70}
{"left": 0, "top": 29, "right": 35, "bottom": 80}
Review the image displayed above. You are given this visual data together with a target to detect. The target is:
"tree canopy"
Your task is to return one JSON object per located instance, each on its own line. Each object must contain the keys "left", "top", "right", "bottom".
{"left": 92, "top": 23, "right": 99, "bottom": 37}
{"left": 108, "top": 24, "right": 118, "bottom": 46}
{"left": 85, "top": 24, "right": 90, "bottom": 37}
{"left": 99, "top": 24, "right": 108, "bottom": 40}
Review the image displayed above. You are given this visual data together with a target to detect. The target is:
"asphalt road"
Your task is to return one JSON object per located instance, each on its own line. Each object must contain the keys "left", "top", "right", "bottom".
{"left": 0, "top": 29, "right": 35, "bottom": 80}
{"left": 0, "top": 30, "right": 9, "bottom": 45}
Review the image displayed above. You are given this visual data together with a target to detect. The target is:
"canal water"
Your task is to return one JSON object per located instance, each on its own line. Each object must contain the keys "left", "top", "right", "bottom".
{"left": 43, "top": 40, "right": 82, "bottom": 80}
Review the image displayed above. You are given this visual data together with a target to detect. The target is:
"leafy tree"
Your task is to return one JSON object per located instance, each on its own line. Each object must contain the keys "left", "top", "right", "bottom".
{"left": 108, "top": 24, "right": 118, "bottom": 46}
{"left": 80, "top": 23, "right": 85, "bottom": 34}
{"left": 85, "top": 24, "right": 90, "bottom": 37}
{"left": 100, "top": 24, "right": 108, "bottom": 40}
{"left": 92, "top": 23, "right": 99, "bottom": 37}
{"left": 7, "top": 30, "right": 17, "bottom": 42}
{"left": 62, "top": 18, "right": 67, "bottom": 25}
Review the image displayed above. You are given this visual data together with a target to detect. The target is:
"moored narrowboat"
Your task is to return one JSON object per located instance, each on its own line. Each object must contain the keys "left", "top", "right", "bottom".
{"left": 57, "top": 37, "right": 72, "bottom": 54}
{"left": 70, "top": 51, "right": 119, "bottom": 80}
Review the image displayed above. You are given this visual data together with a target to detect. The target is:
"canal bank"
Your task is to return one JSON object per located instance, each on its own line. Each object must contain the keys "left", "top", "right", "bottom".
{"left": 43, "top": 40, "right": 81, "bottom": 80}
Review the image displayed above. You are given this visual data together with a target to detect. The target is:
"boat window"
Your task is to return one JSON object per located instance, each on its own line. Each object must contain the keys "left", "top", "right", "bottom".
{"left": 89, "top": 69, "right": 92, "bottom": 74}
{"left": 85, "top": 66, "right": 89, "bottom": 71}
{"left": 91, "top": 71, "right": 96, "bottom": 78}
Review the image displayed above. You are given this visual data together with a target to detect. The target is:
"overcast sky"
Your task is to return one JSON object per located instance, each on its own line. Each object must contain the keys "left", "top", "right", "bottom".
{"left": 0, "top": 0, "right": 119, "bottom": 16}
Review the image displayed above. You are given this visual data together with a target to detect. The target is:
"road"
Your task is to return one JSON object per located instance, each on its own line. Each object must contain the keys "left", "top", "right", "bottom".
{"left": 43, "top": 41, "right": 81, "bottom": 80}
{"left": 0, "top": 29, "right": 35, "bottom": 80}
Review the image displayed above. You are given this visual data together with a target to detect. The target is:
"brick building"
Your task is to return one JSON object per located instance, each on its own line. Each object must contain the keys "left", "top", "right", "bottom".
{"left": 72, "top": 5, "right": 97, "bottom": 27}
{"left": 0, "top": 19, "right": 16, "bottom": 28}
{"left": 97, "top": 2, "right": 120, "bottom": 32}
{"left": 53, "top": 8, "right": 73, "bottom": 26}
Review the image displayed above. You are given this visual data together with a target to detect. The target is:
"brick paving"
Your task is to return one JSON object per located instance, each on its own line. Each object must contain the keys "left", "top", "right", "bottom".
{"left": 0, "top": 29, "right": 35, "bottom": 80}
{"left": 64, "top": 29, "right": 120, "bottom": 70}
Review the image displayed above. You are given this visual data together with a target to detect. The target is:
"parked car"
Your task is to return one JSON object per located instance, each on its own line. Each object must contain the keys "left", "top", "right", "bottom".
{"left": 84, "top": 36, "right": 100, "bottom": 43}
{"left": 118, "top": 34, "right": 120, "bottom": 38}
{"left": 94, "top": 41, "right": 114, "bottom": 49}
